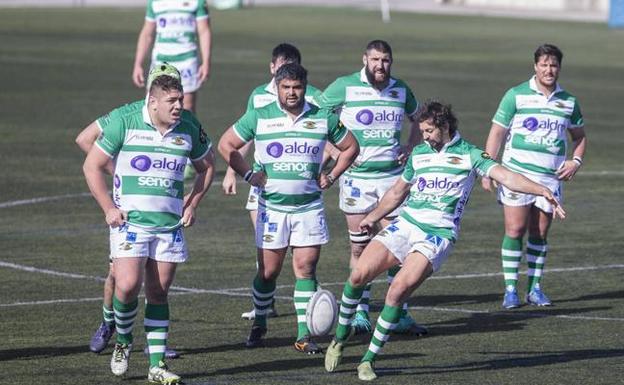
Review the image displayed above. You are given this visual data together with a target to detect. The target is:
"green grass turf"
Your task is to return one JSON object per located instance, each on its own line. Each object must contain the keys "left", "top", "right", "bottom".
{"left": 0, "top": 5, "right": 623, "bottom": 385}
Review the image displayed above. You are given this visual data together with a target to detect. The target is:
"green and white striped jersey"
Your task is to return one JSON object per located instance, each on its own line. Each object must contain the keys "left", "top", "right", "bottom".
{"left": 400, "top": 135, "right": 497, "bottom": 241}
{"left": 233, "top": 102, "right": 348, "bottom": 213}
{"left": 146, "top": 0, "right": 209, "bottom": 63}
{"left": 95, "top": 100, "right": 211, "bottom": 231}
{"left": 492, "top": 76, "right": 584, "bottom": 178}
{"left": 316, "top": 69, "right": 418, "bottom": 179}
{"left": 246, "top": 78, "right": 321, "bottom": 111}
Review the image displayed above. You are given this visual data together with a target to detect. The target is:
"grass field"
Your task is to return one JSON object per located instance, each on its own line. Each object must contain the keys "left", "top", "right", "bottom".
{"left": 1, "top": 5, "right": 623, "bottom": 385}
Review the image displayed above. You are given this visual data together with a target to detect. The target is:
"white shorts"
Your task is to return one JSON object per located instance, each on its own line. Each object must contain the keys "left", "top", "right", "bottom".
{"left": 255, "top": 206, "right": 329, "bottom": 249}
{"left": 152, "top": 57, "right": 200, "bottom": 94}
{"left": 339, "top": 174, "right": 403, "bottom": 216}
{"left": 373, "top": 217, "right": 453, "bottom": 273}
{"left": 497, "top": 174, "right": 562, "bottom": 214}
{"left": 245, "top": 186, "right": 260, "bottom": 211}
{"left": 109, "top": 224, "right": 188, "bottom": 263}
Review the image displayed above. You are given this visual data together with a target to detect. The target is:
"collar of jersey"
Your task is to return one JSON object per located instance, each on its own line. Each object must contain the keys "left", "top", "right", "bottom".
{"left": 359, "top": 68, "right": 397, "bottom": 92}
{"left": 265, "top": 78, "right": 278, "bottom": 95}
{"left": 275, "top": 100, "right": 312, "bottom": 122}
{"left": 529, "top": 75, "right": 563, "bottom": 97}
{"left": 142, "top": 104, "right": 181, "bottom": 134}
{"left": 424, "top": 132, "right": 461, "bottom": 153}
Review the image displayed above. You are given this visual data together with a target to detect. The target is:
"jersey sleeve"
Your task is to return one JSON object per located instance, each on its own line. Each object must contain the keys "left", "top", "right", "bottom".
{"left": 145, "top": 0, "right": 155, "bottom": 21}
{"left": 196, "top": 0, "right": 210, "bottom": 20}
{"left": 232, "top": 109, "right": 258, "bottom": 142}
{"left": 245, "top": 91, "right": 256, "bottom": 112}
{"left": 95, "top": 109, "right": 125, "bottom": 157}
{"left": 328, "top": 113, "right": 348, "bottom": 145}
{"left": 188, "top": 116, "right": 211, "bottom": 161}
{"left": 404, "top": 84, "right": 419, "bottom": 116}
{"left": 469, "top": 146, "right": 498, "bottom": 177}
{"left": 569, "top": 99, "right": 584, "bottom": 129}
{"left": 315, "top": 79, "right": 346, "bottom": 111}
{"left": 492, "top": 88, "right": 516, "bottom": 128}
{"left": 401, "top": 152, "right": 417, "bottom": 183}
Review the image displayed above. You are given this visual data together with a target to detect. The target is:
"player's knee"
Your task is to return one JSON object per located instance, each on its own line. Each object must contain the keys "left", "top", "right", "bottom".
{"left": 386, "top": 282, "right": 408, "bottom": 306}
{"left": 349, "top": 230, "right": 371, "bottom": 258}
{"left": 349, "top": 267, "right": 370, "bottom": 288}
{"left": 258, "top": 267, "right": 280, "bottom": 282}
{"left": 505, "top": 226, "right": 526, "bottom": 239}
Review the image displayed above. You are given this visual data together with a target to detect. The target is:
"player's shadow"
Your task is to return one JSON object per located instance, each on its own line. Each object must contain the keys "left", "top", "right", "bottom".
{"left": 182, "top": 352, "right": 423, "bottom": 379}
{"left": 555, "top": 289, "right": 624, "bottom": 303}
{"left": 374, "top": 348, "right": 624, "bottom": 378}
{"left": 0, "top": 345, "right": 89, "bottom": 361}
{"left": 403, "top": 293, "right": 502, "bottom": 307}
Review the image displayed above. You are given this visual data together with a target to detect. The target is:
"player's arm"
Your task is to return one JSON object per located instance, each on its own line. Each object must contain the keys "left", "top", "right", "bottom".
{"left": 359, "top": 178, "right": 411, "bottom": 233}
{"left": 181, "top": 149, "right": 215, "bottom": 227}
{"left": 319, "top": 132, "right": 359, "bottom": 189}
{"left": 489, "top": 165, "right": 565, "bottom": 219}
{"left": 556, "top": 127, "right": 587, "bottom": 181}
{"left": 76, "top": 121, "right": 114, "bottom": 175}
{"left": 196, "top": 17, "right": 212, "bottom": 83}
{"left": 481, "top": 122, "right": 507, "bottom": 191}
{"left": 132, "top": 20, "right": 156, "bottom": 88}
{"left": 83, "top": 146, "right": 126, "bottom": 227}
{"left": 222, "top": 141, "right": 253, "bottom": 195}
{"left": 218, "top": 126, "right": 266, "bottom": 187}
{"left": 399, "top": 114, "right": 422, "bottom": 165}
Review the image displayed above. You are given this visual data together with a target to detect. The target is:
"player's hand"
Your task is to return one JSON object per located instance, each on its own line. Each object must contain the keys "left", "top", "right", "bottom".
{"left": 181, "top": 206, "right": 196, "bottom": 227}
{"left": 481, "top": 176, "right": 494, "bottom": 192}
{"left": 359, "top": 217, "right": 376, "bottom": 234}
{"left": 556, "top": 160, "right": 581, "bottom": 181}
{"left": 248, "top": 171, "right": 267, "bottom": 188}
{"left": 397, "top": 145, "right": 410, "bottom": 165}
{"left": 542, "top": 188, "right": 566, "bottom": 220}
{"left": 132, "top": 66, "right": 145, "bottom": 88}
{"left": 105, "top": 208, "right": 127, "bottom": 228}
{"left": 222, "top": 172, "right": 237, "bottom": 195}
{"left": 317, "top": 173, "right": 334, "bottom": 190}
{"left": 198, "top": 63, "right": 210, "bottom": 84}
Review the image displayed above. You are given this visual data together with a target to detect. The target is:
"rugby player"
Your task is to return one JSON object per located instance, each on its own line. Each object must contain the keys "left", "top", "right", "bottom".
{"left": 83, "top": 64, "right": 214, "bottom": 384}
{"left": 324, "top": 101, "right": 565, "bottom": 380}
{"left": 481, "top": 44, "right": 586, "bottom": 308}
{"left": 315, "top": 40, "right": 425, "bottom": 335}
{"left": 218, "top": 63, "right": 359, "bottom": 354}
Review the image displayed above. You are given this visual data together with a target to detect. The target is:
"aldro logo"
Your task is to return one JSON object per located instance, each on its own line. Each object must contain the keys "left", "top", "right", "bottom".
{"left": 266, "top": 142, "right": 320, "bottom": 158}
{"left": 522, "top": 117, "right": 566, "bottom": 132}
{"left": 355, "top": 109, "right": 404, "bottom": 126}
{"left": 130, "top": 155, "right": 186, "bottom": 173}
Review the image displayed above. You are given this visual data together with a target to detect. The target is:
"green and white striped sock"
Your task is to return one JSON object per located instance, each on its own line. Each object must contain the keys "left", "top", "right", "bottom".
{"left": 113, "top": 296, "right": 138, "bottom": 345}
{"left": 335, "top": 281, "right": 364, "bottom": 342}
{"left": 103, "top": 304, "right": 115, "bottom": 327}
{"left": 356, "top": 282, "right": 372, "bottom": 318}
{"left": 145, "top": 303, "right": 169, "bottom": 368}
{"left": 362, "top": 304, "right": 402, "bottom": 363}
{"left": 294, "top": 278, "right": 317, "bottom": 339}
{"left": 527, "top": 237, "right": 547, "bottom": 291}
{"left": 502, "top": 235, "right": 523, "bottom": 289}
{"left": 252, "top": 275, "right": 276, "bottom": 329}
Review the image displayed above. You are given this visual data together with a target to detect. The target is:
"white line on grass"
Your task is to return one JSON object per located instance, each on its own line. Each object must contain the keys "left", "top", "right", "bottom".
{"left": 0, "top": 169, "right": 621, "bottom": 209}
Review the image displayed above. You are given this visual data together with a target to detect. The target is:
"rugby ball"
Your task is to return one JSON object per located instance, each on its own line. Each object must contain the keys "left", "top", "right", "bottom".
{"left": 306, "top": 289, "right": 338, "bottom": 337}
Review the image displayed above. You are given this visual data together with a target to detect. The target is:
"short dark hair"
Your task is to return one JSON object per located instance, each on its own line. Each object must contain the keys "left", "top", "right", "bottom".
{"left": 272, "top": 43, "right": 302, "bottom": 64}
{"left": 534, "top": 44, "right": 563, "bottom": 65}
{"left": 274, "top": 62, "right": 307, "bottom": 86}
{"left": 366, "top": 39, "right": 393, "bottom": 60}
{"left": 149, "top": 75, "right": 183, "bottom": 95}
{"left": 417, "top": 100, "right": 458, "bottom": 136}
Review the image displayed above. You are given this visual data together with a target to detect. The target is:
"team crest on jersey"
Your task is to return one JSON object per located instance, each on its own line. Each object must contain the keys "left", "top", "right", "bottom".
{"left": 447, "top": 156, "right": 462, "bottom": 165}
{"left": 555, "top": 101, "right": 566, "bottom": 108}
{"left": 303, "top": 121, "right": 316, "bottom": 129}
{"left": 344, "top": 197, "right": 357, "bottom": 206}
{"left": 263, "top": 234, "right": 274, "bottom": 243}
{"left": 481, "top": 152, "right": 491, "bottom": 159}
{"left": 172, "top": 136, "right": 186, "bottom": 146}
{"left": 388, "top": 90, "right": 399, "bottom": 99}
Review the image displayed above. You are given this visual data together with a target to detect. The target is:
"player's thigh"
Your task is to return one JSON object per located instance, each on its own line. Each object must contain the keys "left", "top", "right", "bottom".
{"left": 112, "top": 257, "right": 147, "bottom": 295}
{"left": 291, "top": 245, "right": 321, "bottom": 278}
{"left": 257, "top": 247, "right": 288, "bottom": 279}
{"left": 350, "top": 240, "right": 398, "bottom": 286}
{"left": 502, "top": 204, "right": 531, "bottom": 237}
{"left": 386, "top": 252, "right": 433, "bottom": 306}
{"left": 528, "top": 205, "right": 553, "bottom": 238}
{"left": 144, "top": 259, "right": 178, "bottom": 302}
